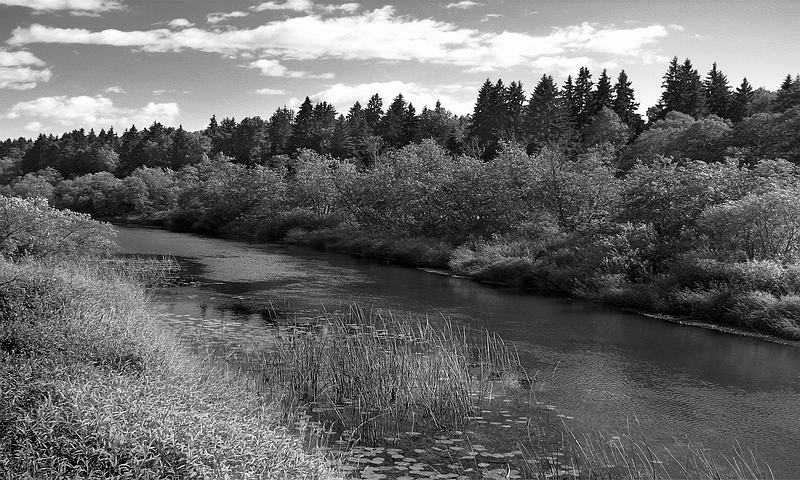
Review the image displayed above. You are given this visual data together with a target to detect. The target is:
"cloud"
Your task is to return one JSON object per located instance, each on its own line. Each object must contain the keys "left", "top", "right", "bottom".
{"left": 207, "top": 11, "right": 250, "bottom": 24}
{"left": 255, "top": 88, "right": 287, "bottom": 95}
{"left": 0, "top": 49, "right": 51, "bottom": 90}
{"left": 167, "top": 18, "right": 195, "bottom": 29}
{"left": 248, "top": 59, "right": 333, "bottom": 78}
{"left": 252, "top": 0, "right": 313, "bottom": 12}
{"left": 9, "top": 10, "right": 672, "bottom": 72}
{"left": 103, "top": 85, "right": 125, "bottom": 93}
{"left": 4, "top": 95, "right": 179, "bottom": 132}
{"left": 310, "top": 81, "right": 475, "bottom": 115}
{"left": 0, "top": 0, "right": 122, "bottom": 14}
{"left": 321, "top": 2, "right": 359, "bottom": 13}
{"left": 445, "top": 1, "right": 483, "bottom": 9}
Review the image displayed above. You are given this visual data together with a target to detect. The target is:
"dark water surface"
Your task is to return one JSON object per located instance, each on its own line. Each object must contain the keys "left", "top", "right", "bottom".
{"left": 115, "top": 225, "right": 800, "bottom": 478}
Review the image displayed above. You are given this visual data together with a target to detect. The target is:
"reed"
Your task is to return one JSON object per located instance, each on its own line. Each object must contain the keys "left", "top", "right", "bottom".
{"left": 232, "top": 304, "right": 526, "bottom": 442}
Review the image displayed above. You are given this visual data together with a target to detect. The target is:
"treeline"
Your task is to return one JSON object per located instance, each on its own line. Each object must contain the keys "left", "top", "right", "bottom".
{"left": 2, "top": 57, "right": 800, "bottom": 183}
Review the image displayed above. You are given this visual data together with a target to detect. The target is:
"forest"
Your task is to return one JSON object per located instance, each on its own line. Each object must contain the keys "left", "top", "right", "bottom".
{"left": 3, "top": 57, "right": 800, "bottom": 340}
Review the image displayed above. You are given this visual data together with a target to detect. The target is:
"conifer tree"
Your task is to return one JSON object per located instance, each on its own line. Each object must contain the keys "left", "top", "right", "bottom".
{"left": 588, "top": 68, "right": 614, "bottom": 117}
{"left": 573, "top": 67, "right": 594, "bottom": 129}
{"left": 561, "top": 75, "right": 577, "bottom": 128}
{"left": 504, "top": 80, "right": 526, "bottom": 141}
{"left": 652, "top": 57, "right": 707, "bottom": 120}
{"left": 704, "top": 62, "right": 732, "bottom": 118}
{"left": 381, "top": 93, "right": 409, "bottom": 148}
{"left": 730, "top": 78, "right": 754, "bottom": 122}
{"left": 523, "top": 74, "right": 565, "bottom": 151}
{"left": 267, "top": 107, "right": 293, "bottom": 156}
{"left": 364, "top": 94, "right": 384, "bottom": 134}
{"left": 774, "top": 74, "right": 800, "bottom": 112}
{"left": 612, "top": 70, "right": 643, "bottom": 132}
{"left": 289, "top": 97, "right": 315, "bottom": 151}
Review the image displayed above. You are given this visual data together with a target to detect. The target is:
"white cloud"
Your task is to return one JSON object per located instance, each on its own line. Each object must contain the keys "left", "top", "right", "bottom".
{"left": 445, "top": 1, "right": 483, "bottom": 9}
{"left": 255, "top": 88, "right": 287, "bottom": 95}
{"left": 103, "top": 85, "right": 125, "bottom": 93}
{"left": 9, "top": 11, "right": 672, "bottom": 72}
{"left": 25, "top": 121, "right": 43, "bottom": 132}
{"left": 4, "top": 95, "right": 179, "bottom": 132}
{"left": 168, "top": 18, "right": 195, "bottom": 29}
{"left": 0, "top": 0, "right": 122, "bottom": 14}
{"left": 0, "top": 49, "right": 51, "bottom": 90}
{"left": 248, "top": 59, "right": 333, "bottom": 78}
{"left": 207, "top": 11, "right": 249, "bottom": 24}
{"left": 321, "top": 2, "right": 359, "bottom": 13}
{"left": 252, "top": 0, "right": 313, "bottom": 12}
{"left": 310, "top": 81, "right": 475, "bottom": 115}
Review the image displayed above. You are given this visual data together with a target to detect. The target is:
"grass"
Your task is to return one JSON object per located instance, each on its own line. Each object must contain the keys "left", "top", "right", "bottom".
{"left": 517, "top": 419, "right": 774, "bottom": 480}
{"left": 0, "top": 259, "right": 338, "bottom": 479}
{"left": 231, "top": 305, "right": 525, "bottom": 443}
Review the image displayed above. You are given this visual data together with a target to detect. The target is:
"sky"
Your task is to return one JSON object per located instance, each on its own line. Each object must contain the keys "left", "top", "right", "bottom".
{"left": 0, "top": 0, "right": 797, "bottom": 139}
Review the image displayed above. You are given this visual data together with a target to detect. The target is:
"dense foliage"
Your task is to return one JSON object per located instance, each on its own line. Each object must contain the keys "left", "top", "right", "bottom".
{"left": 2, "top": 58, "right": 800, "bottom": 338}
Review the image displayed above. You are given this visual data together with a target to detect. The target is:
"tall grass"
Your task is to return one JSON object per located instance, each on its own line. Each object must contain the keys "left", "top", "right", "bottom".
{"left": 518, "top": 419, "right": 774, "bottom": 480}
{"left": 233, "top": 305, "right": 525, "bottom": 442}
{"left": 0, "top": 259, "right": 338, "bottom": 479}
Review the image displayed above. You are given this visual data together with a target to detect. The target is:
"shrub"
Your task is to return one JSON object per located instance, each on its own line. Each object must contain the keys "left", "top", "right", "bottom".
{"left": 0, "top": 196, "right": 115, "bottom": 259}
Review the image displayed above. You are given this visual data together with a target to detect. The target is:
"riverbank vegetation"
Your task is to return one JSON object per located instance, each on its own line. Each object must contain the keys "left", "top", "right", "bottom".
{"left": 2, "top": 59, "right": 800, "bottom": 339}
{"left": 0, "top": 201, "right": 338, "bottom": 478}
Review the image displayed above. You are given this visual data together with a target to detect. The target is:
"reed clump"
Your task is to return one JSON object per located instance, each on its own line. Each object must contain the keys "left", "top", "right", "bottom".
{"left": 236, "top": 305, "right": 525, "bottom": 441}
{"left": 0, "top": 259, "right": 337, "bottom": 479}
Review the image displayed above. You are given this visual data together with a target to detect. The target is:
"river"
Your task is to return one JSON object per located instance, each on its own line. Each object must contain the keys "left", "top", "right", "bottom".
{"left": 115, "top": 225, "right": 800, "bottom": 478}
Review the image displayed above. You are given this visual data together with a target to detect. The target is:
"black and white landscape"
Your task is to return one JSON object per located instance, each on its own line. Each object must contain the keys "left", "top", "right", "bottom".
{"left": 1, "top": 1, "right": 799, "bottom": 479}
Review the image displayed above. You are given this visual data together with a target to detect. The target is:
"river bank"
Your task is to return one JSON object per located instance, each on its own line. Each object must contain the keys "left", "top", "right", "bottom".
{"left": 274, "top": 225, "right": 800, "bottom": 345}
{"left": 0, "top": 259, "right": 337, "bottom": 479}
{"left": 107, "top": 216, "right": 800, "bottom": 344}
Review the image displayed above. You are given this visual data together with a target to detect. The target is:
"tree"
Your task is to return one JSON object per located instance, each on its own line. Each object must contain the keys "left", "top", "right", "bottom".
{"left": 612, "top": 70, "right": 643, "bottom": 133}
{"left": 573, "top": 67, "right": 594, "bottom": 129}
{"left": 704, "top": 62, "right": 732, "bottom": 119}
{"left": 505, "top": 80, "right": 526, "bottom": 141}
{"left": 381, "top": 93, "right": 410, "bottom": 148}
{"left": 588, "top": 68, "right": 614, "bottom": 117}
{"left": 364, "top": 94, "right": 384, "bottom": 134}
{"left": 651, "top": 57, "right": 707, "bottom": 120}
{"left": 311, "top": 101, "right": 337, "bottom": 153}
{"left": 700, "top": 186, "right": 800, "bottom": 262}
{"left": 289, "top": 97, "right": 315, "bottom": 151}
{"left": 730, "top": 78, "right": 754, "bottom": 122}
{"left": 582, "top": 107, "right": 631, "bottom": 151}
{"left": 268, "top": 107, "right": 294, "bottom": 157}
{"left": 0, "top": 196, "right": 115, "bottom": 259}
{"left": 774, "top": 74, "right": 800, "bottom": 112}
{"left": 523, "top": 75, "right": 566, "bottom": 151}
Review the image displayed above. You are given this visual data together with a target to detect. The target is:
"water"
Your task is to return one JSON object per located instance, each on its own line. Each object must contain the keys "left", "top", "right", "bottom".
{"left": 115, "top": 225, "right": 800, "bottom": 477}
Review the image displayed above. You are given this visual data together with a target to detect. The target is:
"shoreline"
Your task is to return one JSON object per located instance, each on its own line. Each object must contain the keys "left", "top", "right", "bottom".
{"left": 112, "top": 221, "right": 800, "bottom": 347}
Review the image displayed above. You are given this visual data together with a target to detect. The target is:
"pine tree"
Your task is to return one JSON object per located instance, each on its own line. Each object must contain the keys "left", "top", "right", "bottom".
{"left": 364, "top": 94, "right": 384, "bottom": 134}
{"left": 523, "top": 74, "right": 565, "bottom": 151}
{"left": 704, "top": 62, "right": 732, "bottom": 118}
{"left": 730, "top": 78, "right": 754, "bottom": 122}
{"left": 504, "top": 81, "right": 526, "bottom": 141}
{"left": 588, "top": 68, "right": 614, "bottom": 117}
{"left": 774, "top": 74, "right": 800, "bottom": 112}
{"left": 289, "top": 97, "right": 315, "bottom": 151}
{"left": 573, "top": 67, "right": 594, "bottom": 129}
{"left": 561, "top": 75, "right": 577, "bottom": 128}
{"left": 381, "top": 93, "right": 409, "bottom": 148}
{"left": 267, "top": 107, "right": 293, "bottom": 156}
{"left": 405, "top": 102, "right": 419, "bottom": 144}
{"left": 468, "top": 79, "right": 508, "bottom": 158}
{"left": 311, "top": 101, "right": 337, "bottom": 153}
{"left": 653, "top": 57, "right": 707, "bottom": 120}
{"left": 612, "top": 70, "right": 643, "bottom": 132}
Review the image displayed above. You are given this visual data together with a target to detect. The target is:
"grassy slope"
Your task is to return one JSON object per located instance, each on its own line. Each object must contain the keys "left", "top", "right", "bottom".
{"left": 0, "top": 260, "right": 338, "bottom": 479}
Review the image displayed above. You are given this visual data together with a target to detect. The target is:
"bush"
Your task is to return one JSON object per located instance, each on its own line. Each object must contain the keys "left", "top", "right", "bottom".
{"left": 0, "top": 196, "right": 115, "bottom": 259}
